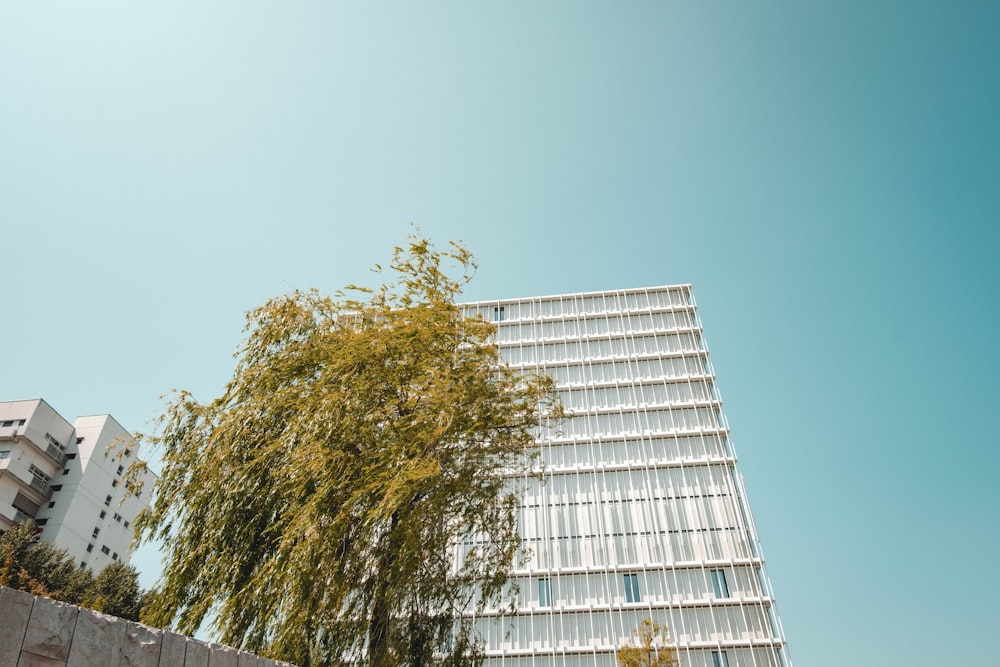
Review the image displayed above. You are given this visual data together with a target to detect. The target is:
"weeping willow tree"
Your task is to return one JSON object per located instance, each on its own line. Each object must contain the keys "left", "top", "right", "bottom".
{"left": 135, "top": 236, "right": 559, "bottom": 666}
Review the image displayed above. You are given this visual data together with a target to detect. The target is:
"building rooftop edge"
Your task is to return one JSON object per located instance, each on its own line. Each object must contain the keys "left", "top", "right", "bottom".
{"left": 461, "top": 284, "right": 694, "bottom": 307}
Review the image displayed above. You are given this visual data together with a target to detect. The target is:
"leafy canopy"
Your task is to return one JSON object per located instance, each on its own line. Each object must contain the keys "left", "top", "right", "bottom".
{"left": 136, "top": 236, "right": 559, "bottom": 665}
{"left": 0, "top": 520, "right": 143, "bottom": 621}
{"left": 617, "top": 619, "right": 679, "bottom": 667}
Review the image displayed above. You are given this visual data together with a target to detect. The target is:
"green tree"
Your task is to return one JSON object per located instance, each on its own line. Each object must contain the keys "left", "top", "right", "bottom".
{"left": 0, "top": 520, "right": 53, "bottom": 596}
{"left": 0, "top": 521, "right": 91, "bottom": 602}
{"left": 136, "top": 236, "right": 560, "bottom": 666}
{"left": 20, "top": 539, "right": 92, "bottom": 603}
{"left": 84, "top": 560, "right": 142, "bottom": 620}
{"left": 617, "top": 619, "right": 679, "bottom": 667}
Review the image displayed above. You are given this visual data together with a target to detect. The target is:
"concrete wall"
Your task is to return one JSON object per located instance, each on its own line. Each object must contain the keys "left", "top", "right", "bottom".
{"left": 0, "top": 587, "right": 296, "bottom": 667}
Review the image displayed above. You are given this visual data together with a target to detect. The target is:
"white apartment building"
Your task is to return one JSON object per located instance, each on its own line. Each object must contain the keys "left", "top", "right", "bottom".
{"left": 0, "top": 399, "right": 154, "bottom": 572}
{"left": 461, "top": 286, "right": 791, "bottom": 667}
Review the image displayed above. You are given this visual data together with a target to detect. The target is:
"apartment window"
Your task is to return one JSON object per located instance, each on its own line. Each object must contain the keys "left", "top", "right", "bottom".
{"left": 62, "top": 468, "right": 69, "bottom": 475}
{"left": 66, "top": 453, "right": 77, "bottom": 460}
{"left": 86, "top": 544, "right": 94, "bottom": 553}
{"left": 101, "top": 545, "right": 110, "bottom": 555}
{"left": 710, "top": 569, "right": 730, "bottom": 598}
{"left": 50, "top": 485, "right": 62, "bottom": 492}
{"left": 44, "top": 433, "right": 64, "bottom": 451}
{"left": 29, "top": 464, "right": 51, "bottom": 483}
{"left": 117, "top": 465, "right": 124, "bottom": 475}
{"left": 123, "top": 520, "right": 130, "bottom": 528}
{"left": 124, "top": 449, "right": 132, "bottom": 457}
{"left": 0, "top": 450, "right": 9, "bottom": 459}
{"left": 538, "top": 578, "right": 551, "bottom": 607}
{"left": 112, "top": 552, "right": 118, "bottom": 561}
{"left": 100, "top": 510, "right": 106, "bottom": 519}
{"left": 624, "top": 573, "right": 641, "bottom": 603}
{"left": 92, "top": 527, "right": 100, "bottom": 538}
{"left": 11, "top": 494, "right": 38, "bottom": 517}
{"left": 111, "top": 479, "right": 118, "bottom": 488}
{"left": 711, "top": 651, "right": 730, "bottom": 667}
{"left": 47, "top": 502, "right": 55, "bottom": 509}
{"left": 80, "top": 561, "right": 86, "bottom": 569}
{"left": 76, "top": 437, "right": 84, "bottom": 444}
{"left": 113, "top": 513, "right": 122, "bottom": 523}
{"left": 494, "top": 306, "right": 505, "bottom": 322}
{"left": 105, "top": 495, "right": 112, "bottom": 506}
{"left": 35, "top": 518, "right": 47, "bottom": 526}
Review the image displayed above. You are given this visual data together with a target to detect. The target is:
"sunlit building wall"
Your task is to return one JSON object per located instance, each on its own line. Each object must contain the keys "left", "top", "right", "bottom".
{"left": 463, "top": 286, "right": 791, "bottom": 667}
{"left": 0, "top": 399, "right": 154, "bottom": 572}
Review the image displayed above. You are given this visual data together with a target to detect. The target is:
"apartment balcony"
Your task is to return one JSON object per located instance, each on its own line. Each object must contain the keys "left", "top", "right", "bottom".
{"left": 0, "top": 426, "right": 68, "bottom": 467}
{"left": 28, "top": 475, "right": 54, "bottom": 500}
{"left": 0, "top": 458, "right": 55, "bottom": 503}
{"left": 43, "top": 441, "right": 68, "bottom": 467}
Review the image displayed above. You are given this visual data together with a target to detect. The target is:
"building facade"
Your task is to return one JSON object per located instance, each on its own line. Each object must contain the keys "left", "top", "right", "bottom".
{"left": 462, "top": 286, "right": 790, "bottom": 667}
{"left": 0, "top": 399, "right": 154, "bottom": 572}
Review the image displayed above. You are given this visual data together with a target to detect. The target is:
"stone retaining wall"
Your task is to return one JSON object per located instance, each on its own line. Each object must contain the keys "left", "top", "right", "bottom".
{"left": 0, "top": 586, "right": 295, "bottom": 667}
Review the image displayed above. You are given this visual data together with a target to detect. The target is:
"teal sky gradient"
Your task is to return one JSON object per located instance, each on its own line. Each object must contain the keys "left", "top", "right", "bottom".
{"left": 2, "top": 3, "right": 998, "bottom": 665}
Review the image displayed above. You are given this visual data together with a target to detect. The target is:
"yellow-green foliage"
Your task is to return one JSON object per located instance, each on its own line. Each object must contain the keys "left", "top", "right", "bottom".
{"left": 135, "top": 235, "right": 561, "bottom": 666}
{"left": 617, "top": 619, "right": 679, "bottom": 667}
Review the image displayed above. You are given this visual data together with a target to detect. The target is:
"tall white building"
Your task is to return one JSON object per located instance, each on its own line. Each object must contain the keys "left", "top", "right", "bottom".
{"left": 0, "top": 399, "right": 154, "bottom": 572}
{"left": 462, "top": 286, "right": 790, "bottom": 667}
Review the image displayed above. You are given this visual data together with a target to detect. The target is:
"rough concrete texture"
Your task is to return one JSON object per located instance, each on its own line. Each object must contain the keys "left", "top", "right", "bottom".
{"left": 123, "top": 622, "right": 163, "bottom": 667}
{"left": 67, "top": 608, "right": 127, "bottom": 667}
{"left": 0, "top": 587, "right": 34, "bottom": 667}
{"left": 182, "top": 638, "right": 210, "bottom": 667}
{"left": 22, "top": 595, "right": 79, "bottom": 661}
{"left": 13, "top": 653, "right": 67, "bottom": 667}
{"left": 207, "top": 645, "right": 238, "bottom": 667}
{"left": 158, "top": 629, "right": 187, "bottom": 667}
{"left": 235, "top": 651, "right": 259, "bottom": 667}
{"left": 0, "top": 587, "right": 292, "bottom": 667}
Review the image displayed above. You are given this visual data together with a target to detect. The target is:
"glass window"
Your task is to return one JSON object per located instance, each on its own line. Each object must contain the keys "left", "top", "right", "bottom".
{"left": 538, "top": 578, "right": 551, "bottom": 607}
{"left": 711, "top": 569, "right": 730, "bottom": 598}
{"left": 712, "top": 651, "right": 730, "bottom": 667}
{"left": 624, "top": 573, "right": 640, "bottom": 603}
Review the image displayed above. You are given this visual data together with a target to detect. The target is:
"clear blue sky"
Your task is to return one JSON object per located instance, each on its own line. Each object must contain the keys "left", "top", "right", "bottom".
{"left": 2, "top": 3, "right": 998, "bottom": 665}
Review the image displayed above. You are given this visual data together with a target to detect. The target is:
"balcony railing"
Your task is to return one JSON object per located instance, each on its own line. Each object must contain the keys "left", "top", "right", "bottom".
{"left": 29, "top": 476, "right": 54, "bottom": 500}
{"left": 2, "top": 429, "right": 69, "bottom": 467}
{"left": 44, "top": 442, "right": 68, "bottom": 467}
